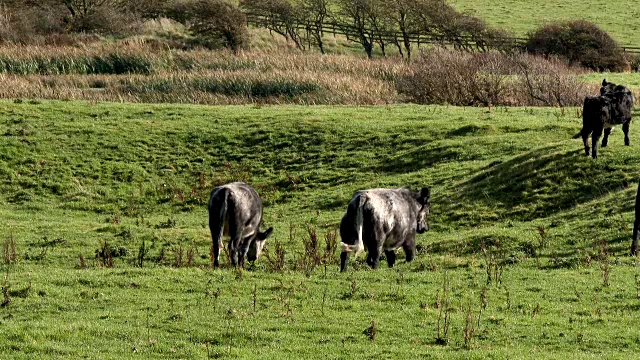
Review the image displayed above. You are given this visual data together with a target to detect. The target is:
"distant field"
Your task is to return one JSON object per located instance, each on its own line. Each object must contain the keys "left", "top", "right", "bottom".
{"left": 451, "top": 0, "right": 640, "bottom": 45}
{"left": 2, "top": 101, "right": 640, "bottom": 357}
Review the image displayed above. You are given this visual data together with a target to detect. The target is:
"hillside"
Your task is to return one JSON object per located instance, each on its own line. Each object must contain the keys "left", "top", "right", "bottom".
{"left": 451, "top": 0, "right": 640, "bottom": 45}
{"left": 2, "top": 101, "right": 640, "bottom": 357}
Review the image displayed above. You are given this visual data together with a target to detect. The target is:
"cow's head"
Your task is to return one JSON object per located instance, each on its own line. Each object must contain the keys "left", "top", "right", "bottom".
{"left": 601, "top": 79, "right": 616, "bottom": 96}
{"left": 416, "top": 187, "right": 431, "bottom": 234}
{"left": 247, "top": 227, "right": 273, "bottom": 262}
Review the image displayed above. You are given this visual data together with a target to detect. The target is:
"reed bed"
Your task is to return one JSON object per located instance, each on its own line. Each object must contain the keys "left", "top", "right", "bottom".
{"left": 0, "top": 43, "right": 611, "bottom": 106}
{"left": 0, "top": 44, "right": 405, "bottom": 104}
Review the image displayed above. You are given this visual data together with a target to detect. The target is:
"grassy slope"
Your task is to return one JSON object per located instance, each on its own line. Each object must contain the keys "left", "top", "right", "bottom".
{"left": 2, "top": 101, "right": 640, "bottom": 358}
{"left": 451, "top": 0, "right": 640, "bottom": 44}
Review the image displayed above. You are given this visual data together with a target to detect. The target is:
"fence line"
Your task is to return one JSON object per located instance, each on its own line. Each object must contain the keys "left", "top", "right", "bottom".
{"left": 246, "top": 14, "right": 640, "bottom": 55}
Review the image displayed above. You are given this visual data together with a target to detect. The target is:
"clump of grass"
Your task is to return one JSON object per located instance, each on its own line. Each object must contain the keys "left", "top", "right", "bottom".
{"left": 435, "top": 272, "right": 452, "bottom": 345}
{"left": 263, "top": 240, "right": 286, "bottom": 272}
{"left": 2, "top": 233, "right": 17, "bottom": 265}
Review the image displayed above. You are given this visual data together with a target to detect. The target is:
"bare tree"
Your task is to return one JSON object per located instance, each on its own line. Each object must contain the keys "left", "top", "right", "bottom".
{"left": 297, "top": 0, "right": 328, "bottom": 54}
{"left": 241, "top": 0, "right": 306, "bottom": 50}
{"left": 335, "top": 0, "right": 375, "bottom": 58}
{"left": 62, "top": 0, "right": 111, "bottom": 18}
{"left": 366, "top": 0, "right": 395, "bottom": 57}
{"left": 388, "top": 0, "right": 418, "bottom": 59}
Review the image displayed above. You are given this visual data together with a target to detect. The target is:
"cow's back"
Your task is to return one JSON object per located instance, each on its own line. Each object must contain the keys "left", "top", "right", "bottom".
{"left": 360, "top": 189, "right": 417, "bottom": 249}
{"left": 211, "top": 182, "right": 263, "bottom": 237}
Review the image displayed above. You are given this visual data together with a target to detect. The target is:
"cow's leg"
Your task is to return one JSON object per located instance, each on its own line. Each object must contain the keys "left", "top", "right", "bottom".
{"left": 581, "top": 126, "right": 591, "bottom": 156}
{"left": 632, "top": 221, "right": 640, "bottom": 256}
{"left": 623, "top": 121, "right": 631, "bottom": 146}
{"left": 340, "top": 251, "right": 349, "bottom": 272}
{"left": 403, "top": 237, "right": 416, "bottom": 263}
{"left": 237, "top": 235, "right": 254, "bottom": 268}
{"left": 367, "top": 246, "right": 381, "bottom": 269}
{"left": 213, "top": 240, "right": 221, "bottom": 268}
{"left": 227, "top": 217, "right": 242, "bottom": 267}
{"left": 384, "top": 250, "right": 396, "bottom": 268}
{"left": 601, "top": 127, "right": 612, "bottom": 147}
{"left": 209, "top": 221, "right": 223, "bottom": 269}
{"left": 591, "top": 126, "right": 603, "bottom": 159}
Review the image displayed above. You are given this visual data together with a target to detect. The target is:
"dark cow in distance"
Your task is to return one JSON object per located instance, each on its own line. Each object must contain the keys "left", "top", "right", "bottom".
{"left": 208, "top": 182, "right": 273, "bottom": 268}
{"left": 339, "top": 187, "right": 431, "bottom": 272}
{"left": 580, "top": 79, "right": 634, "bottom": 159}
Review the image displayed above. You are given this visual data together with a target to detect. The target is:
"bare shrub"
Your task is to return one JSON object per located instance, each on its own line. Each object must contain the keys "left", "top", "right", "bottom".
{"left": 511, "top": 54, "right": 595, "bottom": 107}
{"left": 399, "top": 48, "right": 596, "bottom": 107}
{"left": 398, "top": 48, "right": 506, "bottom": 106}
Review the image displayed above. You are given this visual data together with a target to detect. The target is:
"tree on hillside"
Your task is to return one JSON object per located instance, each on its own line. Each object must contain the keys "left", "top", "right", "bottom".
{"left": 193, "top": 0, "right": 249, "bottom": 51}
{"left": 410, "top": 0, "right": 513, "bottom": 53}
{"left": 240, "top": 0, "right": 307, "bottom": 50}
{"left": 365, "top": 0, "right": 397, "bottom": 57}
{"left": 335, "top": 0, "right": 376, "bottom": 58}
{"left": 387, "top": 0, "right": 418, "bottom": 59}
{"left": 298, "top": 0, "right": 329, "bottom": 54}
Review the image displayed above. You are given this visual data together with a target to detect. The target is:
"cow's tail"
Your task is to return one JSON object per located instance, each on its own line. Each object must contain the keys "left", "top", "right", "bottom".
{"left": 209, "top": 187, "right": 229, "bottom": 251}
{"left": 341, "top": 195, "right": 366, "bottom": 257}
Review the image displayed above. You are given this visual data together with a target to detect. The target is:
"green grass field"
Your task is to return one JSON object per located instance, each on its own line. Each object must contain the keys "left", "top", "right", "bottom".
{"left": 451, "top": 0, "right": 640, "bottom": 45}
{"left": 2, "top": 101, "right": 640, "bottom": 358}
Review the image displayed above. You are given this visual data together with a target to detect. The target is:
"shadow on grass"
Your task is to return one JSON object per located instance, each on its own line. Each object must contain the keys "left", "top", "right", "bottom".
{"left": 374, "top": 145, "right": 478, "bottom": 175}
{"left": 452, "top": 144, "right": 634, "bottom": 222}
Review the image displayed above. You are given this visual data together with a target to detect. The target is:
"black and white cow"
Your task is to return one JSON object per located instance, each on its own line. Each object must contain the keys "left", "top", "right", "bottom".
{"left": 580, "top": 79, "right": 634, "bottom": 159}
{"left": 208, "top": 182, "right": 273, "bottom": 268}
{"left": 339, "top": 187, "right": 431, "bottom": 272}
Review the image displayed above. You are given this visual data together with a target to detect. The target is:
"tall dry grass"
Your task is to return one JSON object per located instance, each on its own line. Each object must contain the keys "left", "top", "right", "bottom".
{"left": 0, "top": 43, "right": 602, "bottom": 106}
{"left": 0, "top": 44, "right": 405, "bottom": 104}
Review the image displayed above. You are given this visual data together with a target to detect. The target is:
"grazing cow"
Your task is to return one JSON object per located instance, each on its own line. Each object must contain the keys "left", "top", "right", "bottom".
{"left": 208, "top": 182, "right": 273, "bottom": 268}
{"left": 632, "top": 180, "right": 640, "bottom": 256}
{"left": 580, "top": 79, "right": 634, "bottom": 158}
{"left": 339, "top": 187, "right": 431, "bottom": 272}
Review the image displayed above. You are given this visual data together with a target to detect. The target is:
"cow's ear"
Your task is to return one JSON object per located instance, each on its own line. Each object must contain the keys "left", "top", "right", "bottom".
{"left": 602, "top": 79, "right": 608, "bottom": 86}
{"left": 258, "top": 227, "right": 273, "bottom": 241}
{"left": 419, "top": 187, "right": 430, "bottom": 204}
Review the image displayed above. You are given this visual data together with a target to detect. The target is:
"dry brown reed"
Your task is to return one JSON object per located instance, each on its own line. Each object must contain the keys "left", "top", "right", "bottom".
{"left": 0, "top": 43, "right": 607, "bottom": 106}
{"left": 0, "top": 44, "right": 404, "bottom": 104}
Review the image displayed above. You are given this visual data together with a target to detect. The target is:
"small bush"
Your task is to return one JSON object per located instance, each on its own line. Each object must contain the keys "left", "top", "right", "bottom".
{"left": 525, "top": 20, "right": 626, "bottom": 72}
{"left": 67, "top": 6, "right": 142, "bottom": 37}
{"left": 165, "top": 0, "right": 249, "bottom": 51}
{"left": 399, "top": 48, "right": 595, "bottom": 107}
